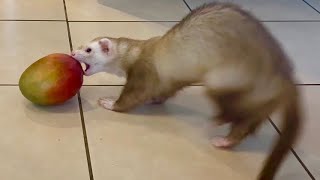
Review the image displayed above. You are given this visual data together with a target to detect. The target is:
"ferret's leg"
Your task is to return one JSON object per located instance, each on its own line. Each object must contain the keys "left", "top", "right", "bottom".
{"left": 204, "top": 68, "right": 280, "bottom": 148}
{"left": 204, "top": 76, "right": 255, "bottom": 147}
{"left": 206, "top": 89, "right": 236, "bottom": 125}
{"left": 210, "top": 98, "right": 279, "bottom": 148}
{"left": 205, "top": 80, "right": 252, "bottom": 127}
{"left": 211, "top": 118, "right": 261, "bottom": 148}
{"left": 204, "top": 67, "right": 252, "bottom": 125}
{"left": 147, "top": 90, "right": 179, "bottom": 105}
{"left": 207, "top": 90, "right": 258, "bottom": 148}
{"left": 99, "top": 61, "right": 158, "bottom": 112}
{"left": 99, "top": 80, "right": 153, "bottom": 112}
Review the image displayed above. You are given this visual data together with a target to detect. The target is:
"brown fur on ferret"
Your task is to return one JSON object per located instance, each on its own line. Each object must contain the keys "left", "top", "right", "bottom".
{"left": 72, "top": 2, "right": 302, "bottom": 180}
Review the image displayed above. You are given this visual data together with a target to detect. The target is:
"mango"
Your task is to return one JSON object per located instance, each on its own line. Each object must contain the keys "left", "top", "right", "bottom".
{"left": 19, "top": 53, "right": 84, "bottom": 105}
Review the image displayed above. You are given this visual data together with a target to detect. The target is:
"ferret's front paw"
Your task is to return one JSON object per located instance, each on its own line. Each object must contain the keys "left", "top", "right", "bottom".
{"left": 98, "top": 97, "right": 116, "bottom": 110}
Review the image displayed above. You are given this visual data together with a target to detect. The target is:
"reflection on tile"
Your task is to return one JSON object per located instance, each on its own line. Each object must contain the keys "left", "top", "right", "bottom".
{"left": 185, "top": 0, "right": 320, "bottom": 21}
{"left": 81, "top": 86, "right": 310, "bottom": 180}
{"left": 0, "top": 22, "right": 70, "bottom": 84}
{"left": 0, "top": 0, "right": 65, "bottom": 20}
{"left": 0, "top": 86, "right": 89, "bottom": 180}
{"left": 66, "top": 0, "right": 189, "bottom": 21}
{"left": 70, "top": 22, "right": 174, "bottom": 85}
{"left": 271, "top": 86, "right": 320, "bottom": 179}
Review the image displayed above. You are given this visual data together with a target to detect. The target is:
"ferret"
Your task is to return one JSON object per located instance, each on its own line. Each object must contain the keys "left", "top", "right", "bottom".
{"left": 72, "top": 2, "right": 302, "bottom": 180}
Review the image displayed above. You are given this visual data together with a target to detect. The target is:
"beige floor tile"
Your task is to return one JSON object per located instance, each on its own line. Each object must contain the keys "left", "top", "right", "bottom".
{"left": 0, "top": 86, "right": 89, "bottom": 180}
{"left": 70, "top": 22, "right": 175, "bottom": 85}
{"left": 0, "top": 0, "right": 65, "bottom": 20}
{"left": 65, "top": 0, "right": 189, "bottom": 21}
{"left": 81, "top": 86, "right": 310, "bottom": 180}
{"left": 0, "top": 21, "right": 70, "bottom": 84}
{"left": 264, "top": 22, "right": 320, "bottom": 84}
{"left": 271, "top": 86, "right": 320, "bottom": 179}
{"left": 185, "top": 0, "right": 320, "bottom": 21}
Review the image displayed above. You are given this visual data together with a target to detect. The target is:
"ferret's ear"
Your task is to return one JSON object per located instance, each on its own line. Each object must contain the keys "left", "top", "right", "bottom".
{"left": 98, "top": 38, "right": 113, "bottom": 54}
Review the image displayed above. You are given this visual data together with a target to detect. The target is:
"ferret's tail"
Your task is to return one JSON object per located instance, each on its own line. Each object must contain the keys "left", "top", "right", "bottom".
{"left": 258, "top": 84, "right": 302, "bottom": 180}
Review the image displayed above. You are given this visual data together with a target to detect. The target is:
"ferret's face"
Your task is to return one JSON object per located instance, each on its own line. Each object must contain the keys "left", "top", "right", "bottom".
{"left": 72, "top": 38, "right": 115, "bottom": 76}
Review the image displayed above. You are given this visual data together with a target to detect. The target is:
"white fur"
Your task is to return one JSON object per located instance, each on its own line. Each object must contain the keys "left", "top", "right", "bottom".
{"left": 204, "top": 66, "right": 252, "bottom": 91}
{"left": 118, "top": 42, "right": 128, "bottom": 55}
{"left": 130, "top": 47, "right": 141, "bottom": 57}
{"left": 72, "top": 38, "right": 124, "bottom": 77}
{"left": 104, "top": 64, "right": 126, "bottom": 77}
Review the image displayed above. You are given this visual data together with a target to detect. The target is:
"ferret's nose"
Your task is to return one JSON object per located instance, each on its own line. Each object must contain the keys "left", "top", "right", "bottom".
{"left": 71, "top": 52, "right": 75, "bottom": 56}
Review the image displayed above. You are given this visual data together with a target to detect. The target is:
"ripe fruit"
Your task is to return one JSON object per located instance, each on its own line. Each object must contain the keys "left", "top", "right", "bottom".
{"left": 19, "top": 53, "right": 84, "bottom": 105}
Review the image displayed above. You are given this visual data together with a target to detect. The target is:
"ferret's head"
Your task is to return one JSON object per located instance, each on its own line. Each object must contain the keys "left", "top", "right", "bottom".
{"left": 71, "top": 38, "right": 116, "bottom": 76}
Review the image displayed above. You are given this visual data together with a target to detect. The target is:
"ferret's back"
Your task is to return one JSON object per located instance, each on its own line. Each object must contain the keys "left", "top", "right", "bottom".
{"left": 163, "top": 2, "right": 294, "bottom": 80}
{"left": 167, "top": 3, "right": 257, "bottom": 34}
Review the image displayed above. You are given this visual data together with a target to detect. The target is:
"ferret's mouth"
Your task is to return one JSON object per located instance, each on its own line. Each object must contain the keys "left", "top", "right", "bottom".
{"left": 80, "top": 63, "right": 91, "bottom": 76}
{"left": 83, "top": 63, "right": 90, "bottom": 72}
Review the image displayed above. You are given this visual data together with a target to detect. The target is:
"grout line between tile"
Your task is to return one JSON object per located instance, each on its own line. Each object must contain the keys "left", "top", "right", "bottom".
{"left": 0, "top": 19, "right": 65, "bottom": 22}
{"left": 1, "top": 84, "right": 320, "bottom": 87}
{"left": 82, "top": 84, "right": 320, "bottom": 87}
{"left": 69, "top": 20, "right": 180, "bottom": 23}
{"left": 262, "top": 20, "right": 320, "bottom": 22}
{"left": 296, "top": 83, "right": 320, "bottom": 86}
{"left": 268, "top": 118, "right": 316, "bottom": 180}
{"left": 69, "top": 20, "right": 320, "bottom": 23}
{"left": 77, "top": 92, "right": 95, "bottom": 180}
{"left": 0, "top": 84, "right": 18, "bottom": 86}
{"left": 81, "top": 84, "right": 205, "bottom": 87}
{"left": 63, "top": 3, "right": 73, "bottom": 53}
{"left": 62, "top": 0, "right": 94, "bottom": 180}
{"left": 83, "top": 84, "right": 124, "bottom": 87}
{"left": 182, "top": 0, "right": 192, "bottom": 11}
{"left": 1, "top": 19, "right": 320, "bottom": 23}
{"left": 302, "top": 0, "right": 320, "bottom": 14}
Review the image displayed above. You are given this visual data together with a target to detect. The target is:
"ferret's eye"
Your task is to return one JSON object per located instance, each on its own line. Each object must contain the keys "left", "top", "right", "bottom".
{"left": 86, "top": 48, "right": 92, "bottom": 53}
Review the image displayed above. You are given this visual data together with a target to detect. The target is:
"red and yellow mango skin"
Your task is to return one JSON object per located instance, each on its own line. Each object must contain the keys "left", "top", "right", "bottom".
{"left": 19, "top": 53, "right": 84, "bottom": 105}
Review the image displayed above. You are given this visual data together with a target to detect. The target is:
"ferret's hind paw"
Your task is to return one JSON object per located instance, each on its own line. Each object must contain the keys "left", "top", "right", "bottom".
{"left": 211, "top": 136, "right": 235, "bottom": 148}
{"left": 98, "top": 97, "right": 116, "bottom": 110}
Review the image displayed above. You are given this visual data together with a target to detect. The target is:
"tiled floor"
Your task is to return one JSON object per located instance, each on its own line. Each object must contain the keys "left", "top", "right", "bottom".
{"left": 0, "top": 0, "right": 319, "bottom": 180}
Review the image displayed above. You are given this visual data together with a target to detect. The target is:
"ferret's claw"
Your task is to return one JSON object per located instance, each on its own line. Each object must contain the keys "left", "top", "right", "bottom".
{"left": 98, "top": 97, "right": 116, "bottom": 110}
